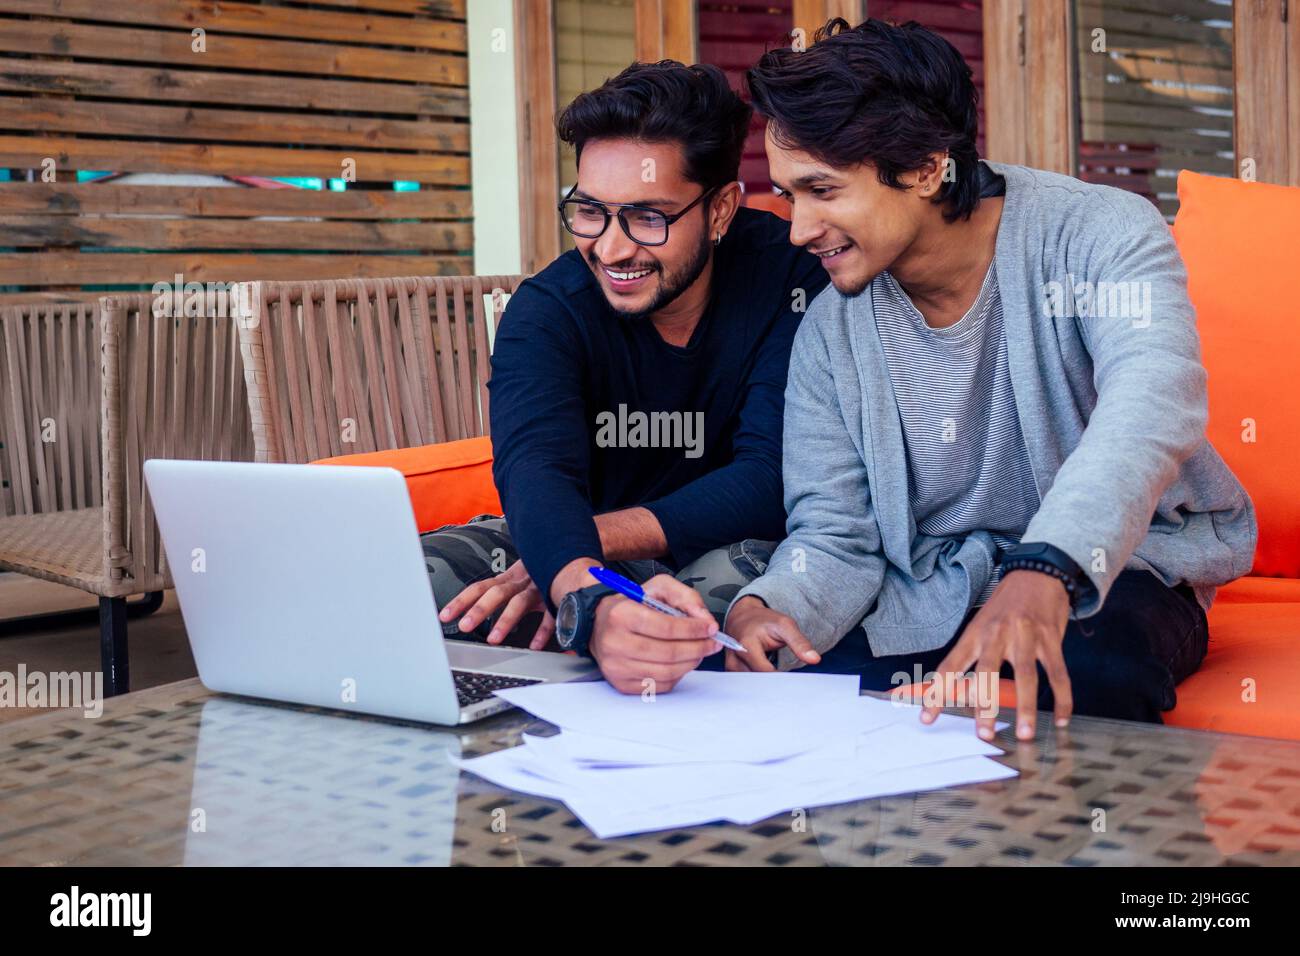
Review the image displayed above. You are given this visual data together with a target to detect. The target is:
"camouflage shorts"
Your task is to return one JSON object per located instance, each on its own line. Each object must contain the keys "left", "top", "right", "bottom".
{"left": 420, "top": 514, "right": 776, "bottom": 648}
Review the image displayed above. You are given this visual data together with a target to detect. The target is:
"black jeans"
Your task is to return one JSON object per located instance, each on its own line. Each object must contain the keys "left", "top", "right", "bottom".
{"left": 797, "top": 569, "right": 1209, "bottom": 724}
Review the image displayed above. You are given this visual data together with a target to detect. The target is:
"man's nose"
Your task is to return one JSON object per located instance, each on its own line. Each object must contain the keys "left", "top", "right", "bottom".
{"left": 788, "top": 202, "right": 824, "bottom": 249}
{"left": 594, "top": 217, "right": 640, "bottom": 264}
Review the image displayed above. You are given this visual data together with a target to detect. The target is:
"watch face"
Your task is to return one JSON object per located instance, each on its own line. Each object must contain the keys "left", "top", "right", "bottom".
{"left": 556, "top": 593, "right": 579, "bottom": 648}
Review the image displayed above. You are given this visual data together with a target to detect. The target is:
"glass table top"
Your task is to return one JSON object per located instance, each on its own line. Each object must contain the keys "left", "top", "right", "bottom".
{"left": 2, "top": 679, "right": 1298, "bottom": 866}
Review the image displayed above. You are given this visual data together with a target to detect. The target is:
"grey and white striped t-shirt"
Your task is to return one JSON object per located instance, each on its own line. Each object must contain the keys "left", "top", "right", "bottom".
{"left": 872, "top": 262, "right": 1040, "bottom": 603}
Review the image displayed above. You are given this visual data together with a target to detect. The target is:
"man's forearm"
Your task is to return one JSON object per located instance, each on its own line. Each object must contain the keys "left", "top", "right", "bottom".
{"left": 595, "top": 507, "right": 668, "bottom": 562}
{"left": 543, "top": 510, "right": 665, "bottom": 609}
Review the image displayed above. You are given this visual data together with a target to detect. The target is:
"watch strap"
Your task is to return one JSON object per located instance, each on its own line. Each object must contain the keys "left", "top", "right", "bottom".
{"left": 1000, "top": 542, "right": 1094, "bottom": 609}
{"left": 560, "top": 583, "right": 617, "bottom": 656}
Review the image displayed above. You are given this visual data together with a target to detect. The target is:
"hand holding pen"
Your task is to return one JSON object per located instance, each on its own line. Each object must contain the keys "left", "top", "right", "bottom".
{"left": 589, "top": 566, "right": 747, "bottom": 653}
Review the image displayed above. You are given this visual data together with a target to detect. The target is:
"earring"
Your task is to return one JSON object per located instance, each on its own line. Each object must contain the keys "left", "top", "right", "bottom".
{"left": 714, "top": 232, "right": 722, "bottom": 246}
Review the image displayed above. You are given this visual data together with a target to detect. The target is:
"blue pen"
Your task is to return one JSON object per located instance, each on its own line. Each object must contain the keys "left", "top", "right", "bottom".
{"left": 589, "top": 566, "right": 748, "bottom": 653}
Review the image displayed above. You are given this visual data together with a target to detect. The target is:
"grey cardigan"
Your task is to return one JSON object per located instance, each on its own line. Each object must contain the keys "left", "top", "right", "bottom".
{"left": 731, "top": 162, "right": 1258, "bottom": 666}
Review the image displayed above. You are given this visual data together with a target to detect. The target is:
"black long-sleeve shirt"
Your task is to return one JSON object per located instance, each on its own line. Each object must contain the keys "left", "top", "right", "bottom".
{"left": 488, "top": 207, "right": 827, "bottom": 605}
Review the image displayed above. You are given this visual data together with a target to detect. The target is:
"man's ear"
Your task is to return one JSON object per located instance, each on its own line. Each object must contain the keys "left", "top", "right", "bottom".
{"left": 710, "top": 181, "right": 743, "bottom": 240}
{"left": 910, "top": 152, "right": 949, "bottom": 200}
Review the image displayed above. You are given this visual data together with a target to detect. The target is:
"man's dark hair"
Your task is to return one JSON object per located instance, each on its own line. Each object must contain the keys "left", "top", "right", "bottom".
{"left": 747, "top": 18, "right": 981, "bottom": 222}
{"left": 557, "top": 60, "right": 752, "bottom": 193}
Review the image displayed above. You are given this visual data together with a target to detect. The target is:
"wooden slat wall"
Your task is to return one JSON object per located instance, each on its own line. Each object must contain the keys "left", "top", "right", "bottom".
{"left": 0, "top": 0, "right": 472, "bottom": 295}
{"left": 698, "top": 0, "right": 794, "bottom": 195}
{"left": 871, "top": 1, "right": 986, "bottom": 157}
{"left": 1074, "top": 0, "right": 1234, "bottom": 220}
{"left": 556, "top": 0, "right": 638, "bottom": 191}
{"left": 1234, "top": 0, "right": 1299, "bottom": 189}
{"left": 635, "top": 0, "right": 697, "bottom": 63}
{"left": 982, "top": 0, "right": 1074, "bottom": 174}
{"left": 517, "top": 0, "right": 561, "bottom": 273}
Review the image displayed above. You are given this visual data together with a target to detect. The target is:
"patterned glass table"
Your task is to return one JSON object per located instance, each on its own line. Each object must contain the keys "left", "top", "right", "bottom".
{"left": 1, "top": 678, "right": 1297, "bottom": 866}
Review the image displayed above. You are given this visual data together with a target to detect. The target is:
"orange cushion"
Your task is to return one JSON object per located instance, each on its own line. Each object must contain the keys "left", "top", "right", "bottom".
{"left": 743, "top": 191, "right": 791, "bottom": 220}
{"left": 312, "top": 436, "right": 500, "bottom": 533}
{"left": 1172, "top": 171, "right": 1300, "bottom": 577}
{"left": 1165, "top": 577, "right": 1300, "bottom": 740}
{"left": 892, "top": 579, "right": 1300, "bottom": 740}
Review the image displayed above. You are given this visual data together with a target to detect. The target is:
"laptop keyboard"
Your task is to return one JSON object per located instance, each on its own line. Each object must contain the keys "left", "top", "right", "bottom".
{"left": 452, "top": 670, "right": 542, "bottom": 708}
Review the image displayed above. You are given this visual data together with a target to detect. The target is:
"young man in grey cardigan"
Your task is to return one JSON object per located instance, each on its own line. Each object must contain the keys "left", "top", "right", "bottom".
{"left": 722, "top": 19, "right": 1257, "bottom": 741}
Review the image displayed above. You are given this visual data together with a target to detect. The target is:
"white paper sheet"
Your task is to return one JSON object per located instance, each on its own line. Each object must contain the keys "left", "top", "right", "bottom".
{"left": 554, "top": 755, "right": 1018, "bottom": 839}
{"left": 460, "top": 672, "right": 1020, "bottom": 840}
{"left": 494, "top": 670, "right": 890, "bottom": 762}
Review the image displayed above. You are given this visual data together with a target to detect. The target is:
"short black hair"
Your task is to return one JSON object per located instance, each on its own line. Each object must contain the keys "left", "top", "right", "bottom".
{"left": 557, "top": 60, "right": 752, "bottom": 192}
{"left": 747, "top": 18, "right": 981, "bottom": 222}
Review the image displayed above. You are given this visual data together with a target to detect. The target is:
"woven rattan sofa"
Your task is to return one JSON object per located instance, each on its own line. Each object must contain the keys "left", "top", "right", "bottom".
{"left": 0, "top": 292, "right": 254, "bottom": 694}
{"left": 235, "top": 275, "right": 525, "bottom": 463}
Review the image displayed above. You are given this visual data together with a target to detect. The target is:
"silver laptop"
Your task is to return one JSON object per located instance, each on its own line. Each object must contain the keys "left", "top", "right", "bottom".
{"left": 144, "top": 459, "right": 597, "bottom": 725}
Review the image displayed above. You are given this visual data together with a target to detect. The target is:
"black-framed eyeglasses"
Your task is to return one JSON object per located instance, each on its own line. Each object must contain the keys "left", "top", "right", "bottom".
{"left": 558, "top": 184, "right": 717, "bottom": 247}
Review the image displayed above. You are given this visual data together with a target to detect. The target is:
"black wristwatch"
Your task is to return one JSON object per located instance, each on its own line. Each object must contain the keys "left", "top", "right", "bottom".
{"left": 999, "top": 541, "right": 1095, "bottom": 610}
{"left": 556, "top": 584, "right": 617, "bottom": 657}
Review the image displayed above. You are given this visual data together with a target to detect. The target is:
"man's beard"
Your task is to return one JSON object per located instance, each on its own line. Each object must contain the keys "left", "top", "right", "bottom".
{"left": 590, "top": 231, "right": 712, "bottom": 321}
{"left": 834, "top": 272, "right": 874, "bottom": 298}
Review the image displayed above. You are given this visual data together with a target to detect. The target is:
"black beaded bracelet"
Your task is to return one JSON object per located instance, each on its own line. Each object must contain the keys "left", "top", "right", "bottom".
{"left": 1000, "top": 557, "right": 1079, "bottom": 604}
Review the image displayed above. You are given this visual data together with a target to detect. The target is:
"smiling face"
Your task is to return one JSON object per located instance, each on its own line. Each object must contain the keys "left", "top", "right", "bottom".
{"left": 766, "top": 127, "right": 934, "bottom": 297}
{"left": 570, "top": 139, "right": 734, "bottom": 320}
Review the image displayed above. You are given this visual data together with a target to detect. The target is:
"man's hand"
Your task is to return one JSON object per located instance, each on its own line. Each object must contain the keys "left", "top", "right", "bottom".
{"left": 438, "top": 559, "right": 555, "bottom": 650}
{"left": 723, "top": 596, "right": 822, "bottom": 672}
{"left": 589, "top": 574, "right": 723, "bottom": 694}
{"left": 920, "top": 570, "right": 1073, "bottom": 742}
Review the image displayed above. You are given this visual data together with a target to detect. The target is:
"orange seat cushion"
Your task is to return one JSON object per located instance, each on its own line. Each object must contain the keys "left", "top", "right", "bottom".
{"left": 743, "top": 191, "right": 791, "bottom": 220}
{"left": 890, "top": 581, "right": 1300, "bottom": 741}
{"left": 1165, "top": 577, "right": 1300, "bottom": 739}
{"left": 312, "top": 436, "right": 500, "bottom": 534}
{"left": 1172, "top": 171, "right": 1300, "bottom": 577}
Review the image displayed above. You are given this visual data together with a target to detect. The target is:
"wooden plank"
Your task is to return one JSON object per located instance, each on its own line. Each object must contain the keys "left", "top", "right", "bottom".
{"left": 0, "top": 291, "right": 104, "bottom": 305}
{"left": 825, "top": 0, "right": 866, "bottom": 23}
{"left": 0, "top": 253, "right": 470, "bottom": 286}
{"left": 871, "top": 1, "right": 983, "bottom": 34}
{"left": 1146, "top": 148, "right": 1235, "bottom": 174}
{"left": 557, "top": 37, "right": 638, "bottom": 67}
{"left": 982, "top": 0, "right": 1024, "bottom": 165}
{"left": 1080, "top": 120, "right": 1231, "bottom": 151}
{"left": 1093, "top": 31, "right": 1232, "bottom": 68}
{"left": 1076, "top": 3, "right": 1232, "bottom": 48}
{"left": 557, "top": 0, "right": 638, "bottom": 35}
{"left": 1291, "top": 0, "right": 1300, "bottom": 187}
{"left": 518, "top": 0, "right": 560, "bottom": 273}
{"left": 0, "top": 216, "right": 473, "bottom": 252}
{"left": 790, "top": 1, "right": 866, "bottom": 38}
{"left": 0, "top": 96, "right": 469, "bottom": 154}
{"left": 793, "top": 0, "right": 829, "bottom": 41}
{"left": 287, "top": 0, "right": 466, "bottom": 17}
{"left": 0, "top": 182, "right": 471, "bottom": 220}
{"left": 1025, "top": 0, "right": 1073, "bottom": 174}
{"left": 0, "top": 17, "right": 466, "bottom": 85}
{"left": 0, "top": 57, "right": 469, "bottom": 117}
{"left": 698, "top": 10, "right": 790, "bottom": 39}
{"left": 1081, "top": 73, "right": 1232, "bottom": 111}
{"left": 634, "top": 0, "right": 696, "bottom": 61}
{"left": 1080, "top": 58, "right": 1232, "bottom": 96}
{"left": 634, "top": 0, "right": 662, "bottom": 60}
{"left": 0, "top": 0, "right": 467, "bottom": 52}
{"left": 1079, "top": 98, "right": 1234, "bottom": 132}
{"left": 0, "top": 135, "right": 470, "bottom": 184}
{"left": 1234, "top": 0, "right": 1288, "bottom": 185}
{"left": 1106, "top": 0, "right": 1235, "bottom": 21}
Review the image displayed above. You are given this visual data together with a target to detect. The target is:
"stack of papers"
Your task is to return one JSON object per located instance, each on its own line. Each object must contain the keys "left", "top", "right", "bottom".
{"left": 458, "top": 671, "right": 1016, "bottom": 839}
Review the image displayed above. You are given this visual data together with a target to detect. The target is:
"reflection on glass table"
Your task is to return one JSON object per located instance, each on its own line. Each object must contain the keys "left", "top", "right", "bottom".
{"left": 1, "top": 679, "right": 1298, "bottom": 866}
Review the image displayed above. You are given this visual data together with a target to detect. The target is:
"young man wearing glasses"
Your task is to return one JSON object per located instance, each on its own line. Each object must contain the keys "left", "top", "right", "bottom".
{"left": 420, "top": 62, "right": 827, "bottom": 693}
